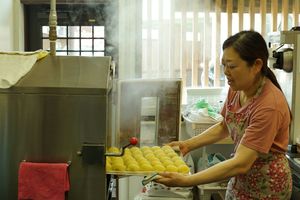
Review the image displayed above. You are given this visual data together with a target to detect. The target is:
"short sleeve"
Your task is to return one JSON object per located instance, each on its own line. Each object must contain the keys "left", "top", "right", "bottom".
{"left": 240, "top": 107, "right": 282, "bottom": 154}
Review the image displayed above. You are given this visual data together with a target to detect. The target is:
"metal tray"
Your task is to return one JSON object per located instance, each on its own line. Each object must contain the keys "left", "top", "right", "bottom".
{"left": 106, "top": 171, "right": 156, "bottom": 176}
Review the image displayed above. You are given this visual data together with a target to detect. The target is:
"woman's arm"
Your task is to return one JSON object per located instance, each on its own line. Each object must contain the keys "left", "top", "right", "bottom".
{"left": 187, "top": 144, "right": 258, "bottom": 186}
{"left": 184, "top": 121, "right": 229, "bottom": 153}
{"left": 155, "top": 144, "right": 259, "bottom": 187}
{"left": 155, "top": 144, "right": 258, "bottom": 187}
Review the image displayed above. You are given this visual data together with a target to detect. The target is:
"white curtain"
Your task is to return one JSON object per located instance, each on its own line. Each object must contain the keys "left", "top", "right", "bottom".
{"left": 118, "top": 0, "right": 300, "bottom": 87}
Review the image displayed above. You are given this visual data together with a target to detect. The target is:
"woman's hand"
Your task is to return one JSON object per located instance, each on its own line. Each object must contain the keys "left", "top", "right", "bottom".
{"left": 154, "top": 172, "right": 190, "bottom": 187}
{"left": 167, "top": 141, "right": 190, "bottom": 156}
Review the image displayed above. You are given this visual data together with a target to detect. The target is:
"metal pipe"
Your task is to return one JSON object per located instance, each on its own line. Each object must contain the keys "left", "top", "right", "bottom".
{"left": 49, "top": 0, "right": 57, "bottom": 56}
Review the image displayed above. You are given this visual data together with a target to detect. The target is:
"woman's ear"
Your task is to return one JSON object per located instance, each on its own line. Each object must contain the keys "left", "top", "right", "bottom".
{"left": 253, "top": 58, "right": 263, "bottom": 74}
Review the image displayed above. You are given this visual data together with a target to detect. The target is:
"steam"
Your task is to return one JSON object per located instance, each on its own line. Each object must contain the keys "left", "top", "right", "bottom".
{"left": 102, "top": 1, "right": 183, "bottom": 146}
{"left": 116, "top": 78, "right": 181, "bottom": 146}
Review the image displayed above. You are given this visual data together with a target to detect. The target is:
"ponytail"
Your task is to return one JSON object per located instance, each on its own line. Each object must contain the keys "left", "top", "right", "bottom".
{"left": 262, "top": 66, "right": 282, "bottom": 92}
{"left": 262, "top": 66, "right": 292, "bottom": 120}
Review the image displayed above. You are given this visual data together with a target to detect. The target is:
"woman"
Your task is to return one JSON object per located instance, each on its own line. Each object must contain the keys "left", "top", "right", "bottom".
{"left": 155, "top": 30, "right": 292, "bottom": 199}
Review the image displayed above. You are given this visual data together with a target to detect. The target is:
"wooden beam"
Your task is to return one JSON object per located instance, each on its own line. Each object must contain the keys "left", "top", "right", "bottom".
{"left": 203, "top": 0, "right": 211, "bottom": 87}
{"left": 293, "top": 0, "right": 299, "bottom": 27}
{"left": 192, "top": 1, "right": 200, "bottom": 86}
{"left": 249, "top": 0, "right": 255, "bottom": 30}
{"left": 180, "top": 2, "right": 187, "bottom": 88}
{"left": 214, "top": 0, "right": 221, "bottom": 86}
{"left": 238, "top": 0, "right": 244, "bottom": 31}
{"left": 227, "top": 0, "right": 233, "bottom": 37}
{"left": 260, "top": 0, "right": 267, "bottom": 36}
{"left": 282, "top": 0, "right": 289, "bottom": 30}
{"left": 146, "top": 0, "right": 153, "bottom": 75}
{"left": 271, "top": 0, "right": 278, "bottom": 32}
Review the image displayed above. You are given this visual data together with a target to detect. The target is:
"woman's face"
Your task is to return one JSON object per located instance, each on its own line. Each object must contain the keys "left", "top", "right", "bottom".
{"left": 222, "top": 47, "right": 258, "bottom": 92}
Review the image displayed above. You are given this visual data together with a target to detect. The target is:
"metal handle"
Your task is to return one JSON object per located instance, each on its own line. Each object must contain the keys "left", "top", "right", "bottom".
{"left": 105, "top": 137, "right": 138, "bottom": 157}
{"left": 80, "top": 144, "right": 105, "bottom": 165}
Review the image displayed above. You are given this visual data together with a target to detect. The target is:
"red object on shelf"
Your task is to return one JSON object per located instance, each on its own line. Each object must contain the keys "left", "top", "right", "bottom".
{"left": 130, "top": 137, "right": 138, "bottom": 145}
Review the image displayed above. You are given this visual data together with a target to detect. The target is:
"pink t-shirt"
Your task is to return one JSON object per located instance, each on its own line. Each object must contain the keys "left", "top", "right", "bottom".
{"left": 221, "top": 78, "right": 290, "bottom": 154}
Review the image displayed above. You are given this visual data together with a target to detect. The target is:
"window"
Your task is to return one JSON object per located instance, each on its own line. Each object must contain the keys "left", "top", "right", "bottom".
{"left": 42, "top": 25, "right": 105, "bottom": 56}
{"left": 24, "top": 3, "right": 117, "bottom": 58}
{"left": 24, "top": 1, "right": 300, "bottom": 90}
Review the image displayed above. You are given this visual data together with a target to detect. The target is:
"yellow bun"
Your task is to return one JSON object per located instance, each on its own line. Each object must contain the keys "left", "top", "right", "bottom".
{"left": 154, "top": 152, "right": 166, "bottom": 159}
{"left": 161, "top": 145, "right": 173, "bottom": 151}
{"left": 122, "top": 155, "right": 134, "bottom": 163}
{"left": 162, "top": 160, "right": 174, "bottom": 167}
{"left": 159, "top": 156, "right": 171, "bottom": 162}
{"left": 108, "top": 147, "right": 120, "bottom": 153}
{"left": 140, "top": 163, "right": 154, "bottom": 171}
{"left": 166, "top": 165, "right": 178, "bottom": 172}
{"left": 106, "top": 157, "right": 112, "bottom": 163}
{"left": 124, "top": 148, "right": 132, "bottom": 155}
{"left": 174, "top": 159, "right": 185, "bottom": 166}
{"left": 178, "top": 165, "right": 190, "bottom": 174}
{"left": 132, "top": 151, "right": 143, "bottom": 157}
{"left": 167, "top": 152, "right": 178, "bottom": 158}
{"left": 127, "top": 163, "right": 140, "bottom": 171}
{"left": 112, "top": 163, "right": 126, "bottom": 171}
{"left": 111, "top": 157, "right": 123, "bottom": 163}
{"left": 134, "top": 154, "right": 145, "bottom": 160}
{"left": 124, "top": 158, "right": 138, "bottom": 166}
{"left": 151, "top": 160, "right": 162, "bottom": 166}
{"left": 106, "top": 163, "right": 112, "bottom": 171}
{"left": 137, "top": 159, "right": 150, "bottom": 166}
{"left": 140, "top": 146, "right": 151, "bottom": 152}
{"left": 151, "top": 146, "right": 160, "bottom": 151}
{"left": 130, "top": 146, "right": 140, "bottom": 152}
{"left": 144, "top": 153, "right": 156, "bottom": 160}
{"left": 153, "top": 149, "right": 164, "bottom": 155}
{"left": 122, "top": 154, "right": 133, "bottom": 159}
{"left": 154, "top": 164, "right": 166, "bottom": 172}
{"left": 106, "top": 160, "right": 111, "bottom": 166}
{"left": 148, "top": 157, "right": 160, "bottom": 162}
{"left": 171, "top": 156, "right": 182, "bottom": 162}
{"left": 133, "top": 154, "right": 144, "bottom": 160}
{"left": 142, "top": 150, "right": 154, "bottom": 156}
{"left": 162, "top": 146, "right": 175, "bottom": 154}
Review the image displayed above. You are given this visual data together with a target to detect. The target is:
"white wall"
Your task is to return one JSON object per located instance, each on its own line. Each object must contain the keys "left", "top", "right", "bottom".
{"left": 0, "top": 0, "right": 14, "bottom": 50}
{"left": 0, "top": 0, "right": 24, "bottom": 51}
{"left": 13, "top": 0, "right": 25, "bottom": 51}
{"left": 118, "top": 0, "right": 138, "bottom": 79}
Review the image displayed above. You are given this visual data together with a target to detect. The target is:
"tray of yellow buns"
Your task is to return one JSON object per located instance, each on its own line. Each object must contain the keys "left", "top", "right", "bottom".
{"left": 106, "top": 145, "right": 190, "bottom": 175}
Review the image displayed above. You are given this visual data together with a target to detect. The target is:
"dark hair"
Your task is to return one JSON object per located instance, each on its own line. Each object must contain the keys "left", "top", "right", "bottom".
{"left": 222, "top": 30, "right": 282, "bottom": 91}
{"left": 223, "top": 30, "right": 292, "bottom": 120}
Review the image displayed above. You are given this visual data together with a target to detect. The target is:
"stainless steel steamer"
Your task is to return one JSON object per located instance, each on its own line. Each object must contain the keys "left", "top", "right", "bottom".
{"left": 0, "top": 55, "right": 113, "bottom": 200}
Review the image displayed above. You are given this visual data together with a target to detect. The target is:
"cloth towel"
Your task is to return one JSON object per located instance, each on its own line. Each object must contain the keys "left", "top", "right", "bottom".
{"left": 0, "top": 50, "right": 49, "bottom": 89}
{"left": 18, "top": 162, "right": 70, "bottom": 200}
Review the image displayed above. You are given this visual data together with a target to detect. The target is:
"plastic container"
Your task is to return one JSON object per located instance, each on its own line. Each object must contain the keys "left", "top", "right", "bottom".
{"left": 184, "top": 116, "right": 217, "bottom": 137}
{"left": 183, "top": 116, "right": 232, "bottom": 144}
